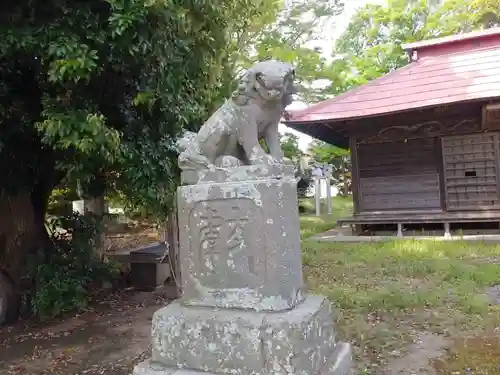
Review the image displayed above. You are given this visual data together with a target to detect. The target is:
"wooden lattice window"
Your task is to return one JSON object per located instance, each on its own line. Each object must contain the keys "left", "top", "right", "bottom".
{"left": 441, "top": 133, "right": 500, "bottom": 210}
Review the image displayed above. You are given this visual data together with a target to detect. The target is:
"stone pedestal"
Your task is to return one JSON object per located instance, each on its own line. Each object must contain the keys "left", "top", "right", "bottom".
{"left": 133, "top": 166, "right": 351, "bottom": 375}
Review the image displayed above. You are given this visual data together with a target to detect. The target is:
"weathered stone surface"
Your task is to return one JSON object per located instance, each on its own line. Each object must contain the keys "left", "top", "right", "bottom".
{"left": 133, "top": 360, "right": 174, "bottom": 375}
{"left": 136, "top": 349, "right": 352, "bottom": 375}
{"left": 177, "top": 175, "right": 305, "bottom": 312}
{"left": 176, "top": 60, "right": 296, "bottom": 172}
{"left": 262, "top": 295, "right": 337, "bottom": 375}
{"left": 143, "top": 295, "right": 351, "bottom": 375}
{"left": 321, "top": 343, "right": 352, "bottom": 375}
{"left": 151, "top": 302, "right": 264, "bottom": 374}
{"left": 180, "top": 163, "right": 295, "bottom": 185}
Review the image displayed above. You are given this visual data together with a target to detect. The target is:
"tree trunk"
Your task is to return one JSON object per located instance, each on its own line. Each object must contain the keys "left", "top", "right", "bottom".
{"left": 0, "top": 271, "right": 13, "bottom": 324}
{"left": 83, "top": 195, "right": 106, "bottom": 260}
{"left": 0, "top": 190, "right": 47, "bottom": 323}
{"left": 73, "top": 194, "right": 107, "bottom": 259}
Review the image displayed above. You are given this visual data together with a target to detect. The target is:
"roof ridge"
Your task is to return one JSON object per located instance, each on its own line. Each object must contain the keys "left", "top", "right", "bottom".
{"left": 403, "top": 27, "right": 500, "bottom": 51}
{"left": 415, "top": 43, "right": 500, "bottom": 61}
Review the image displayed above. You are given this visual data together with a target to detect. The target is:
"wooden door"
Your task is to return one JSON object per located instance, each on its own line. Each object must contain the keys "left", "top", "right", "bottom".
{"left": 357, "top": 138, "right": 441, "bottom": 212}
{"left": 441, "top": 133, "right": 500, "bottom": 210}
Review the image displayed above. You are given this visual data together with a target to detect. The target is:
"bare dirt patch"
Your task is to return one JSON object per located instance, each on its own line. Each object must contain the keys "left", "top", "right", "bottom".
{"left": 0, "top": 289, "right": 171, "bottom": 375}
{"left": 105, "top": 220, "right": 160, "bottom": 254}
{"left": 0, "top": 221, "right": 166, "bottom": 375}
{"left": 485, "top": 285, "right": 500, "bottom": 305}
{"left": 381, "top": 332, "right": 449, "bottom": 375}
{"left": 432, "top": 333, "right": 500, "bottom": 374}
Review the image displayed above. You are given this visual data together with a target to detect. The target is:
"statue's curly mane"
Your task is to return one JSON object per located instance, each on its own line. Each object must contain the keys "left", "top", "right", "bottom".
{"left": 231, "top": 61, "right": 295, "bottom": 107}
{"left": 231, "top": 71, "right": 258, "bottom": 105}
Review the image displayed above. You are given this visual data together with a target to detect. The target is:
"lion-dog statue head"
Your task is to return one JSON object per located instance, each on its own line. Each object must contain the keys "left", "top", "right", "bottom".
{"left": 232, "top": 60, "right": 297, "bottom": 108}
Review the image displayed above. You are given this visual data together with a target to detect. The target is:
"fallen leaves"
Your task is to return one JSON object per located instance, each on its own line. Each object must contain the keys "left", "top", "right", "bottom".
{"left": 0, "top": 290, "right": 168, "bottom": 375}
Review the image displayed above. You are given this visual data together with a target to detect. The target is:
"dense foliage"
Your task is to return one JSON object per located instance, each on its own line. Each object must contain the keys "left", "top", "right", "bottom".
{"left": 2, "top": 0, "right": 259, "bottom": 220}
{"left": 26, "top": 213, "right": 119, "bottom": 318}
{"left": 0, "top": 0, "right": 279, "bottom": 319}
{"left": 280, "top": 132, "right": 302, "bottom": 162}
{"left": 228, "top": 0, "right": 344, "bottom": 102}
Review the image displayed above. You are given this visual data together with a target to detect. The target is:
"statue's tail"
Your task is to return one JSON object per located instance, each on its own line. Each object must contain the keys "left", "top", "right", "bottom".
{"left": 176, "top": 131, "right": 197, "bottom": 152}
{"left": 177, "top": 130, "right": 213, "bottom": 170}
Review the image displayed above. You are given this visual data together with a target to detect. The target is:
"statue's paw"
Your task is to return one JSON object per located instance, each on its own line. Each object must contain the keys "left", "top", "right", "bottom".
{"left": 261, "top": 154, "right": 282, "bottom": 166}
{"left": 176, "top": 131, "right": 197, "bottom": 152}
{"left": 178, "top": 149, "right": 212, "bottom": 171}
{"left": 215, "top": 155, "right": 244, "bottom": 168}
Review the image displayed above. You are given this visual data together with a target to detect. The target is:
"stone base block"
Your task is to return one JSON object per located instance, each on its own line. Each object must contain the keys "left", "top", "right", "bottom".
{"left": 134, "top": 294, "right": 351, "bottom": 375}
{"left": 134, "top": 342, "right": 351, "bottom": 375}
{"left": 180, "top": 164, "right": 295, "bottom": 185}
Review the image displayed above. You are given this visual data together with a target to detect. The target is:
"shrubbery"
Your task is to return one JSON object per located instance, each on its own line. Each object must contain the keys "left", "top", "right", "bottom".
{"left": 25, "top": 213, "right": 119, "bottom": 319}
{"left": 298, "top": 199, "right": 315, "bottom": 214}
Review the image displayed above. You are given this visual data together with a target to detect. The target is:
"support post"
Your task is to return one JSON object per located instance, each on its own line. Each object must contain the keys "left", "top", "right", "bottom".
{"left": 315, "top": 178, "right": 321, "bottom": 216}
{"left": 326, "top": 177, "right": 332, "bottom": 215}
{"left": 444, "top": 222, "right": 451, "bottom": 238}
{"left": 397, "top": 223, "right": 404, "bottom": 237}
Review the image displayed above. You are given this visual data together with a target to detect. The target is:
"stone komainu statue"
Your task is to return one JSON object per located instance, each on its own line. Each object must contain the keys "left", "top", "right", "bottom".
{"left": 177, "top": 60, "right": 296, "bottom": 171}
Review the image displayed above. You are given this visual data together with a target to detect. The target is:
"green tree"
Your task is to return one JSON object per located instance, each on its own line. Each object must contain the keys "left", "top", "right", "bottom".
{"left": 208, "top": 0, "right": 284, "bottom": 100}
{"left": 327, "top": 0, "right": 436, "bottom": 94}
{"left": 0, "top": 0, "right": 267, "bottom": 317}
{"left": 280, "top": 132, "right": 303, "bottom": 162}
{"left": 229, "top": 0, "right": 344, "bottom": 102}
{"left": 428, "top": 0, "right": 500, "bottom": 34}
{"left": 308, "top": 140, "right": 351, "bottom": 195}
{"left": 326, "top": 0, "right": 500, "bottom": 95}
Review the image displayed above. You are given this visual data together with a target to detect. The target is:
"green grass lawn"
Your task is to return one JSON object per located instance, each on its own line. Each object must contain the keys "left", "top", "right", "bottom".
{"left": 299, "top": 195, "right": 352, "bottom": 239}
{"left": 299, "top": 200, "right": 500, "bottom": 374}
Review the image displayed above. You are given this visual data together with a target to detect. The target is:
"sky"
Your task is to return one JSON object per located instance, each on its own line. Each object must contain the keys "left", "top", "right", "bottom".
{"left": 279, "top": 0, "right": 384, "bottom": 150}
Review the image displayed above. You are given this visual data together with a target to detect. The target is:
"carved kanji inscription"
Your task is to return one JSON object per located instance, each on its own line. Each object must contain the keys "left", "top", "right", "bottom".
{"left": 188, "top": 198, "right": 266, "bottom": 289}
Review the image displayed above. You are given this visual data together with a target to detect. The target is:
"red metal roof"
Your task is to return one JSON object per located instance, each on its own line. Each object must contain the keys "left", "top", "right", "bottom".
{"left": 286, "top": 29, "right": 500, "bottom": 124}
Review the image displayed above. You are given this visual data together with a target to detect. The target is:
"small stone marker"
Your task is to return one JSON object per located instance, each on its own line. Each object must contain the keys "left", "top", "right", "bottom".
{"left": 133, "top": 60, "right": 351, "bottom": 375}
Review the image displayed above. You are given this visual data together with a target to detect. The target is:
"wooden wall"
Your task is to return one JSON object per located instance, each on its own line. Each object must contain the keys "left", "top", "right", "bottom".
{"left": 356, "top": 138, "right": 441, "bottom": 212}
{"left": 348, "top": 103, "right": 498, "bottom": 214}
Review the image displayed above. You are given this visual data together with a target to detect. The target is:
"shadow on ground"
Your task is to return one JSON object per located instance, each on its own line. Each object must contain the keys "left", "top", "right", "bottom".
{"left": 0, "top": 289, "right": 172, "bottom": 375}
